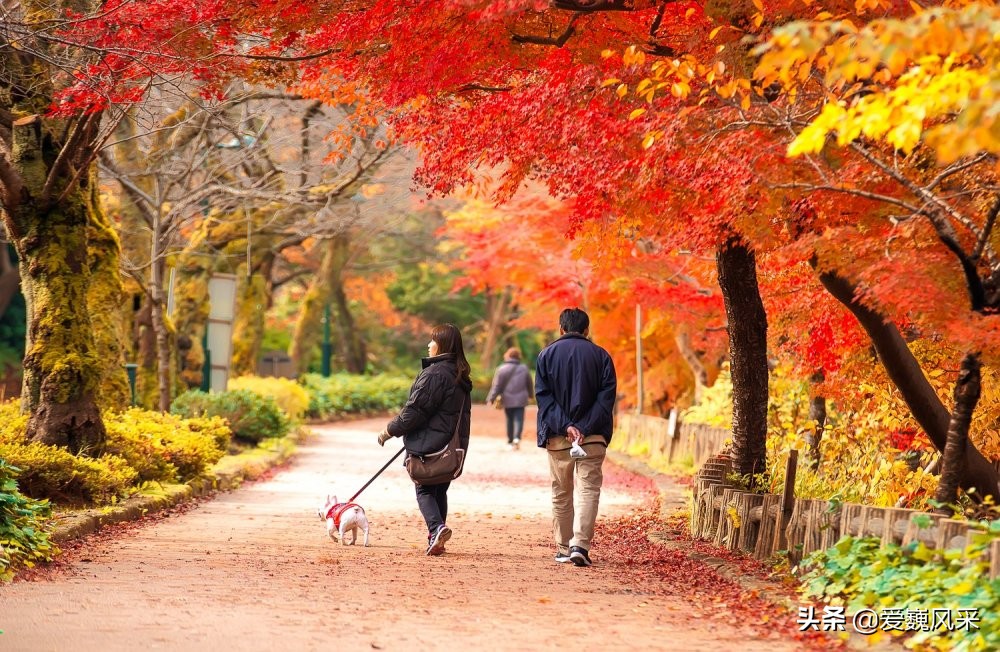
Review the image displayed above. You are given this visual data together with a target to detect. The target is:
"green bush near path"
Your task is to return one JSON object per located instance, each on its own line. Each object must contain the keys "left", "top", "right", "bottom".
{"left": 300, "top": 373, "right": 412, "bottom": 420}
{"left": 171, "top": 389, "right": 290, "bottom": 444}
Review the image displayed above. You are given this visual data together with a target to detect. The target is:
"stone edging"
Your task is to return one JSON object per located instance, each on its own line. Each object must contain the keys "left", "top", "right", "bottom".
{"left": 48, "top": 437, "right": 298, "bottom": 544}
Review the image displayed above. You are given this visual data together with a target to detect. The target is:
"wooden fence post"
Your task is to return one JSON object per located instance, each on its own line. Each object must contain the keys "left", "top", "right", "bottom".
{"left": 775, "top": 449, "right": 798, "bottom": 553}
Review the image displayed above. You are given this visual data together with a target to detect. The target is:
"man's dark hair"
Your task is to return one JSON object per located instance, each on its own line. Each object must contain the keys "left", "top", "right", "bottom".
{"left": 559, "top": 308, "right": 589, "bottom": 334}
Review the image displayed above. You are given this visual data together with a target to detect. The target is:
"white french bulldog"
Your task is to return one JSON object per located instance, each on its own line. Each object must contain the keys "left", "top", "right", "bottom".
{"left": 317, "top": 494, "right": 370, "bottom": 546}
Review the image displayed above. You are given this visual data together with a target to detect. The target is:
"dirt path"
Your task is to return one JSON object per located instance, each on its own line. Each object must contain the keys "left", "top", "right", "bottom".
{"left": 1, "top": 407, "right": 824, "bottom": 651}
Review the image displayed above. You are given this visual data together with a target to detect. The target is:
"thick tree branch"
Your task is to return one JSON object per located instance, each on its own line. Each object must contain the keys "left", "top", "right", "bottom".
{"left": 814, "top": 262, "right": 1000, "bottom": 500}
{"left": 973, "top": 195, "right": 1000, "bottom": 263}
{"left": 551, "top": 0, "right": 651, "bottom": 11}
{"left": 512, "top": 13, "right": 582, "bottom": 47}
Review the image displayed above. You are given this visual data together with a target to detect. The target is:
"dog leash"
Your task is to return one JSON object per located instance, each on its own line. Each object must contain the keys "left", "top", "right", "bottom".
{"left": 348, "top": 445, "right": 406, "bottom": 503}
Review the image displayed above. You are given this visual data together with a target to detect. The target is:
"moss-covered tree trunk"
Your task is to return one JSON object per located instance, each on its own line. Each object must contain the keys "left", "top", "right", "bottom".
{"left": 290, "top": 236, "right": 364, "bottom": 375}
{"left": 716, "top": 235, "right": 768, "bottom": 479}
{"left": 86, "top": 185, "right": 129, "bottom": 410}
{"left": 231, "top": 260, "right": 273, "bottom": 377}
{"left": 9, "top": 116, "right": 106, "bottom": 452}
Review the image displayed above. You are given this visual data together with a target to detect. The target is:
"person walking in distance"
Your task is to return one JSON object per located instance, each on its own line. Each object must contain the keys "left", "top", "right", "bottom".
{"left": 486, "top": 347, "right": 534, "bottom": 450}
{"left": 377, "top": 324, "right": 473, "bottom": 556}
{"left": 534, "top": 308, "right": 617, "bottom": 567}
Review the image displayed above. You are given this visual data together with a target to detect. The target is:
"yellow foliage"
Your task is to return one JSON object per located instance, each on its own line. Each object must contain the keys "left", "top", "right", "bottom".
{"left": 227, "top": 376, "right": 310, "bottom": 421}
{"left": 104, "top": 409, "right": 230, "bottom": 482}
{"left": 756, "top": 4, "right": 1000, "bottom": 161}
{"left": 0, "top": 400, "right": 28, "bottom": 445}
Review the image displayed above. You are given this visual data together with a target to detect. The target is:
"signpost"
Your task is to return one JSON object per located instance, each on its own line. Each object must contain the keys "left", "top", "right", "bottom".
{"left": 204, "top": 274, "right": 238, "bottom": 393}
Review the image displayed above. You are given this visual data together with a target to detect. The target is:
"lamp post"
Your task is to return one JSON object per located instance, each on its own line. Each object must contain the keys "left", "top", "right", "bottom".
{"left": 124, "top": 363, "right": 138, "bottom": 407}
{"left": 321, "top": 303, "right": 332, "bottom": 378}
{"left": 200, "top": 329, "right": 211, "bottom": 392}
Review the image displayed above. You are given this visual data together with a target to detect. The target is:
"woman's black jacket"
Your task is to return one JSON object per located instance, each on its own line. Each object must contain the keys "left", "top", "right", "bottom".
{"left": 386, "top": 353, "right": 472, "bottom": 455}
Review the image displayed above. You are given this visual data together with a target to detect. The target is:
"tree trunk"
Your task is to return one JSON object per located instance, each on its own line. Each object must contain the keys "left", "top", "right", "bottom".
{"left": 934, "top": 353, "right": 981, "bottom": 512}
{"left": 480, "top": 290, "right": 510, "bottom": 372}
{"left": 716, "top": 235, "right": 769, "bottom": 478}
{"left": 0, "top": 243, "right": 20, "bottom": 319}
{"left": 326, "top": 235, "right": 366, "bottom": 374}
{"left": 817, "top": 267, "right": 1000, "bottom": 500}
{"left": 675, "top": 330, "right": 708, "bottom": 404}
{"left": 150, "top": 253, "right": 172, "bottom": 411}
{"left": 231, "top": 266, "right": 271, "bottom": 377}
{"left": 805, "top": 370, "right": 827, "bottom": 469}
{"left": 86, "top": 185, "right": 129, "bottom": 410}
{"left": 9, "top": 118, "right": 105, "bottom": 452}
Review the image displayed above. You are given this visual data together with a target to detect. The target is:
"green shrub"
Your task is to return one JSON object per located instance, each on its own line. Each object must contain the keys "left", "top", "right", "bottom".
{"left": 801, "top": 532, "right": 1000, "bottom": 651}
{"left": 300, "top": 373, "right": 412, "bottom": 419}
{"left": 228, "top": 376, "right": 310, "bottom": 421}
{"left": 104, "top": 409, "right": 230, "bottom": 482}
{"left": 0, "top": 441, "right": 137, "bottom": 505}
{"left": 171, "top": 389, "right": 289, "bottom": 443}
{"left": 0, "top": 459, "right": 58, "bottom": 581}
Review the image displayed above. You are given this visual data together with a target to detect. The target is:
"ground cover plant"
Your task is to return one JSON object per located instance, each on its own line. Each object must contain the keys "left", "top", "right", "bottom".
{"left": 0, "top": 459, "right": 58, "bottom": 581}
{"left": 800, "top": 530, "right": 1000, "bottom": 651}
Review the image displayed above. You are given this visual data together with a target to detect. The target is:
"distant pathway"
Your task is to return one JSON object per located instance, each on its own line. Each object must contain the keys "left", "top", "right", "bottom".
{"left": 1, "top": 406, "right": 820, "bottom": 651}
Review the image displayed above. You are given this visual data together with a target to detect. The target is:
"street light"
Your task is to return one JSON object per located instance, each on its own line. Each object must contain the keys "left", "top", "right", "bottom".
{"left": 321, "top": 303, "right": 332, "bottom": 377}
{"left": 124, "top": 363, "right": 138, "bottom": 407}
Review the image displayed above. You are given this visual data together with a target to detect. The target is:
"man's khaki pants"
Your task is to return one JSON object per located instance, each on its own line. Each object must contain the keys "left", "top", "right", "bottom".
{"left": 546, "top": 435, "right": 607, "bottom": 554}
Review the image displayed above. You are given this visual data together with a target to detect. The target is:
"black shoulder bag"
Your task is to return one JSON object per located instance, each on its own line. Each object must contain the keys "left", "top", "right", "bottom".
{"left": 404, "top": 395, "right": 468, "bottom": 486}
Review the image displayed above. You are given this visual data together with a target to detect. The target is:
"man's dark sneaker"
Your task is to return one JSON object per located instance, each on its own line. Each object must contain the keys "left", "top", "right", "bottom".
{"left": 569, "top": 546, "right": 592, "bottom": 567}
{"left": 427, "top": 525, "right": 452, "bottom": 556}
{"left": 554, "top": 551, "right": 572, "bottom": 563}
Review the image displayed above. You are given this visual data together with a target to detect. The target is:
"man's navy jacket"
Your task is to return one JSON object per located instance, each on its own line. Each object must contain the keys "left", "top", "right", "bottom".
{"left": 534, "top": 332, "right": 617, "bottom": 447}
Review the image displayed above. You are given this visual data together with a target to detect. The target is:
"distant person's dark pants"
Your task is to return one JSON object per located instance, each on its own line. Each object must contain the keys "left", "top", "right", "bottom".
{"left": 505, "top": 406, "right": 525, "bottom": 443}
{"left": 415, "top": 481, "right": 451, "bottom": 534}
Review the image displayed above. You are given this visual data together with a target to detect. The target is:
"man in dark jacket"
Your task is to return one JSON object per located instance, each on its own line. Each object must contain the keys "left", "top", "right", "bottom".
{"left": 535, "top": 308, "right": 617, "bottom": 567}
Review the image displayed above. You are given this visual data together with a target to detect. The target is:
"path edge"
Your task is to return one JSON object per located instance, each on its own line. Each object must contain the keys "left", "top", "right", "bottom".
{"left": 48, "top": 433, "right": 302, "bottom": 544}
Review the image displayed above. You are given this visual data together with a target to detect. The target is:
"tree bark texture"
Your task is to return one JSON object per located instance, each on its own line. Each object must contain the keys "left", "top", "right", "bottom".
{"left": 9, "top": 117, "right": 105, "bottom": 451}
{"left": 817, "top": 268, "right": 1000, "bottom": 501}
{"left": 86, "top": 183, "right": 129, "bottom": 410}
{"left": 716, "top": 236, "right": 769, "bottom": 478}
{"left": 934, "top": 353, "right": 981, "bottom": 511}
{"left": 231, "top": 268, "right": 270, "bottom": 377}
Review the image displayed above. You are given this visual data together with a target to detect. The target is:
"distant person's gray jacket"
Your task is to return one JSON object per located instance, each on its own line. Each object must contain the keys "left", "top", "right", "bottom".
{"left": 486, "top": 360, "right": 534, "bottom": 409}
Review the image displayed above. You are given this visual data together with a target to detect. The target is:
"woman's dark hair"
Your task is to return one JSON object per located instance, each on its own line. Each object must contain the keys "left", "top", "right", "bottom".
{"left": 504, "top": 347, "right": 521, "bottom": 361}
{"left": 431, "top": 323, "right": 471, "bottom": 383}
{"left": 559, "top": 307, "right": 589, "bottom": 334}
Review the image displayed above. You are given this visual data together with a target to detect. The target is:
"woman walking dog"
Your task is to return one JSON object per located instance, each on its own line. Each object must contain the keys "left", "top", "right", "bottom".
{"left": 378, "top": 324, "right": 473, "bottom": 555}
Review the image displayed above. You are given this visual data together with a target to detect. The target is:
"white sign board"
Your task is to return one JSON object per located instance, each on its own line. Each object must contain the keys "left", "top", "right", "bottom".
{"left": 206, "top": 274, "right": 238, "bottom": 393}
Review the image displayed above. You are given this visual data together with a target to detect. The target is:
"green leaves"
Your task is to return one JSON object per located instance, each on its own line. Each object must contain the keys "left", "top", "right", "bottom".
{"left": 800, "top": 534, "right": 1000, "bottom": 651}
{"left": 0, "top": 459, "right": 58, "bottom": 582}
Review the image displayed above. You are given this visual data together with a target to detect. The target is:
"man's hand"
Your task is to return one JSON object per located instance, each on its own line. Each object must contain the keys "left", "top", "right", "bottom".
{"left": 377, "top": 429, "right": 392, "bottom": 446}
{"left": 566, "top": 425, "right": 583, "bottom": 444}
